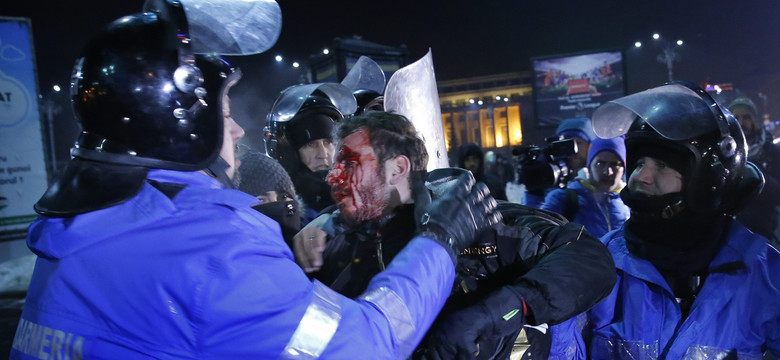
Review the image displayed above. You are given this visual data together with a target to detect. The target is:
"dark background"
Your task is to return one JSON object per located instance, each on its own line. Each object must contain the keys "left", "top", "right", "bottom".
{"left": 3, "top": 0, "right": 780, "bottom": 166}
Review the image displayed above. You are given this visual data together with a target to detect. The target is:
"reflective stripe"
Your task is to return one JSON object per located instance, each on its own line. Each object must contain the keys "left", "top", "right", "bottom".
{"left": 591, "top": 337, "right": 764, "bottom": 360}
{"left": 682, "top": 345, "right": 762, "bottom": 360}
{"left": 281, "top": 282, "right": 342, "bottom": 360}
{"left": 591, "top": 336, "right": 658, "bottom": 359}
{"left": 358, "top": 286, "right": 415, "bottom": 352}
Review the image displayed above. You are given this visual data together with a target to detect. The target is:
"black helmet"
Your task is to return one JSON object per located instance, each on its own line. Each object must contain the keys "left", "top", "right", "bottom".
{"left": 592, "top": 81, "right": 764, "bottom": 215}
{"left": 70, "top": 13, "right": 235, "bottom": 171}
{"left": 36, "top": 0, "right": 281, "bottom": 216}
{"left": 352, "top": 89, "right": 384, "bottom": 115}
{"left": 264, "top": 83, "right": 356, "bottom": 172}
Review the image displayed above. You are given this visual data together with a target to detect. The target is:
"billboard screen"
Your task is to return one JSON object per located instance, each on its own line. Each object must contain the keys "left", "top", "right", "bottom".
{"left": 532, "top": 50, "right": 626, "bottom": 128}
{"left": 0, "top": 17, "right": 48, "bottom": 241}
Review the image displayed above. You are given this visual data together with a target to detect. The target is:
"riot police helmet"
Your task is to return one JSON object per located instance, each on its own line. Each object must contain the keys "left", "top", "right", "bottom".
{"left": 592, "top": 81, "right": 763, "bottom": 216}
{"left": 36, "top": 0, "right": 281, "bottom": 216}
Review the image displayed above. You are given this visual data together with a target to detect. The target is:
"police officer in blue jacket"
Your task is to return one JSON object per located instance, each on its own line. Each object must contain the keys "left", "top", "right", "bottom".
{"left": 10, "top": 1, "right": 500, "bottom": 359}
{"left": 577, "top": 82, "right": 780, "bottom": 359}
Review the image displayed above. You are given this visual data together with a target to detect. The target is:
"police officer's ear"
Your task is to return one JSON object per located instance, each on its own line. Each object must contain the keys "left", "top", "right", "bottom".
{"left": 387, "top": 155, "right": 411, "bottom": 186}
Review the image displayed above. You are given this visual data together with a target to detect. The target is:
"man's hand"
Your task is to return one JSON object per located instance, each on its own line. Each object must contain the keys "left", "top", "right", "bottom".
{"left": 292, "top": 214, "right": 329, "bottom": 272}
{"left": 418, "top": 172, "right": 502, "bottom": 264}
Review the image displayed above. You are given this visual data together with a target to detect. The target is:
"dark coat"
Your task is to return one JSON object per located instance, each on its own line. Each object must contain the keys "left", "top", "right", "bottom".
{"left": 313, "top": 201, "right": 616, "bottom": 359}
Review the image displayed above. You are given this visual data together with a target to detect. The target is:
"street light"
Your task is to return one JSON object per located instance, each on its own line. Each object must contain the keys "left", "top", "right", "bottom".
{"left": 39, "top": 84, "right": 65, "bottom": 175}
{"left": 635, "top": 33, "right": 684, "bottom": 81}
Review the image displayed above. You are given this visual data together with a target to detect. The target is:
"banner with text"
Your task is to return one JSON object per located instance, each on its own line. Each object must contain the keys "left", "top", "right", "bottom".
{"left": 0, "top": 17, "right": 47, "bottom": 241}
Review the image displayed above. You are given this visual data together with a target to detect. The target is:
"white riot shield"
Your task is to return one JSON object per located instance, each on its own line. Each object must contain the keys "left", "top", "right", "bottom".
{"left": 384, "top": 49, "right": 449, "bottom": 171}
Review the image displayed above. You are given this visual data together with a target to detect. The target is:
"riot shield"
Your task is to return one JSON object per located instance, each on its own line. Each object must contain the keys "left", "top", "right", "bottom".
{"left": 384, "top": 49, "right": 449, "bottom": 171}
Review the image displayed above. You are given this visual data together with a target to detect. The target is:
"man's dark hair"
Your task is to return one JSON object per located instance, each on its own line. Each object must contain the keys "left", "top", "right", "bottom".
{"left": 336, "top": 111, "right": 428, "bottom": 182}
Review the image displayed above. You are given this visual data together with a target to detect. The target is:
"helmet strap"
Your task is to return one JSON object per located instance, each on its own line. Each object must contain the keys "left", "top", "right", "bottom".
{"left": 205, "top": 156, "right": 235, "bottom": 189}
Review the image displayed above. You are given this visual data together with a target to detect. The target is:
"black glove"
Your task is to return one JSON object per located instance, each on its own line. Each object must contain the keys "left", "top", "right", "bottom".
{"left": 418, "top": 172, "right": 502, "bottom": 264}
{"left": 420, "top": 286, "right": 528, "bottom": 360}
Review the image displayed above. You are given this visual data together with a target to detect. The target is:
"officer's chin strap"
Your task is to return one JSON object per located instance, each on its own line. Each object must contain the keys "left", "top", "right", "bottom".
{"left": 205, "top": 156, "right": 236, "bottom": 189}
{"left": 411, "top": 171, "right": 432, "bottom": 230}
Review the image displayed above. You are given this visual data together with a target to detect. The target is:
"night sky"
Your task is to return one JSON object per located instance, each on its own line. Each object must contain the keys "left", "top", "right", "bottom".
{"left": 3, "top": 0, "right": 780, "bottom": 162}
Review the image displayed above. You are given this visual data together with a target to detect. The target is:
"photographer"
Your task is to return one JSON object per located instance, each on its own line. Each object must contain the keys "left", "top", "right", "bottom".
{"left": 519, "top": 118, "right": 595, "bottom": 208}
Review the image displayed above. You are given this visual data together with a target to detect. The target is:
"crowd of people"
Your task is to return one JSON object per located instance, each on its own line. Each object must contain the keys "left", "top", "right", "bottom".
{"left": 6, "top": 1, "right": 780, "bottom": 359}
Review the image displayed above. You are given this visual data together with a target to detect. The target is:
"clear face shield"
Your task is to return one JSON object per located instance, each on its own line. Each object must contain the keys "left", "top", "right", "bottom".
{"left": 592, "top": 83, "right": 722, "bottom": 141}
{"left": 144, "top": 0, "right": 282, "bottom": 56}
{"left": 341, "top": 56, "right": 387, "bottom": 95}
{"left": 266, "top": 83, "right": 358, "bottom": 125}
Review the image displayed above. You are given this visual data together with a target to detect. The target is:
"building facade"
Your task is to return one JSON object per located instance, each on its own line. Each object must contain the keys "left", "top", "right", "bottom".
{"left": 438, "top": 72, "right": 550, "bottom": 162}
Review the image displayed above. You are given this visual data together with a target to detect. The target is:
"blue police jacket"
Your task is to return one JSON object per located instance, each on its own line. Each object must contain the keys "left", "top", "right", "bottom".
{"left": 585, "top": 221, "right": 780, "bottom": 359}
{"left": 10, "top": 170, "right": 455, "bottom": 359}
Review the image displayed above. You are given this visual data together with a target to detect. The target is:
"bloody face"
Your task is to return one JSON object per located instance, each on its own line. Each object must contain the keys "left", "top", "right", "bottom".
{"left": 326, "top": 129, "right": 389, "bottom": 224}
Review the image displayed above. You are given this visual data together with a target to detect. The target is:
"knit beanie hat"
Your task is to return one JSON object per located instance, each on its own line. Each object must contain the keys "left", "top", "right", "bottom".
{"left": 627, "top": 141, "right": 690, "bottom": 179}
{"left": 238, "top": 151, "right": 297, "bottom": 199}
{"left": 587, "top": 136, "right": 627, "bottom": 167}
{"left": 555, "top": 117, "right": 596, "bottom": 143}
{"left": 285, "top": 113, "right": 335, "bottom": 151}
{"left": 727, "top": 96, "right": 760, "bottom": 128}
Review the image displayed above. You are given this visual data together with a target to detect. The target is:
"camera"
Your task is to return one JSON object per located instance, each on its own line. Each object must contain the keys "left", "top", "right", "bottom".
{"left": 512, "top": 137, "right": 577, "bottom": 192}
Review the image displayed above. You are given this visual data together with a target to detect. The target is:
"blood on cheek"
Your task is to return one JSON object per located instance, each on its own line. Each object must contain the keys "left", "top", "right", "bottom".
{"left": 328, "top": 150, "right": 369, "bottom": 200}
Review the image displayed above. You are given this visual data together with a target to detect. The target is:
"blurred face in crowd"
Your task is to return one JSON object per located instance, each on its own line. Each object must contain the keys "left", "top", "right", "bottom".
{"left": 220, "top": 95, "right": 245, "bottom": 180}
{"left": 299, "top": 138, "right": 335, "bottom": 172}
{"left": 463, "top": 155, "right": 481, "bottom": 174}
{"left": 255, "top": 190, "right": 294, "bottom": 204}
{"left": 627, "top": 156, "right": 683, "bottom": 196}
{"left": 731, "top": 106, "right": 757, "bottom": 138}
{"left": 590, "top": 151, "right": 624, "bottom": 192}
{"left": 326, "top": 129, "right": 390, "bottom": 224}
{"left": 570, "top": 137, "right": 591, "bottom": 170}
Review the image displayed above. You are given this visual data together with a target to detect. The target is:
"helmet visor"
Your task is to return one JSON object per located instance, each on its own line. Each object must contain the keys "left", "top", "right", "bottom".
{"left": 171, "top": 0, "right": 282, "bottom": 56}
{"left": 592, "top": 83, "right": 719, "bottom": 141}
{"left": 267, "top": 83, "right": 358, "bottom": 124}
{"left": 341, "top": 56, "right": 387, "bottom": 94}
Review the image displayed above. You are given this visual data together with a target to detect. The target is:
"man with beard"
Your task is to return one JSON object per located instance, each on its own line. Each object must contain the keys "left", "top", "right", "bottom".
{"left": 294, "top": 110, "right": 617, "bottom": 359}
{"left": 576, "top": 82, "right": 780, "bottom": 359}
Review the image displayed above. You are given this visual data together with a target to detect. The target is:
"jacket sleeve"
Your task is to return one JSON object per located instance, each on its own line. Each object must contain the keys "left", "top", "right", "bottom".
{"left": 196, "top": 227, "right": 454, "bottom": 360}
{"left": 495, "top": 209, "right": 616, "bottom": 326}
{"left": 513, "top": 223, "right": 615, "bottom": 325}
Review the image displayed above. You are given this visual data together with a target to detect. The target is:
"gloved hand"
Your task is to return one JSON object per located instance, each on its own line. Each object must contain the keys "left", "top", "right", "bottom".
{"left": 419, "top": 286, "right": 528, "bottom": 360}
{"left": 418, "top": 172, "right": 502, "bottom": 264}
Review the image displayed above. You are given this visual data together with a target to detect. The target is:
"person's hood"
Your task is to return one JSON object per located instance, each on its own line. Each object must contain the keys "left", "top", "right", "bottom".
{"left": 27, "top": 170, "right": 258, "bottom": 259}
